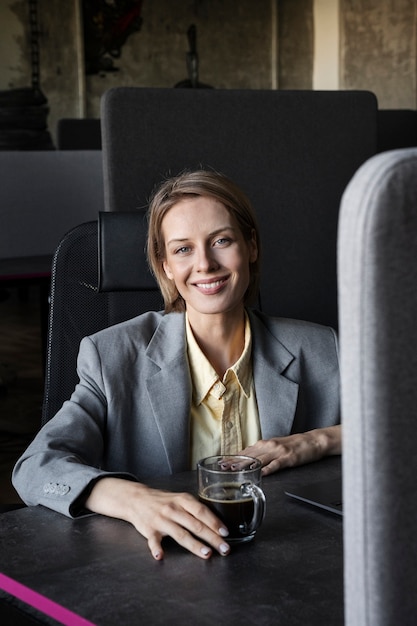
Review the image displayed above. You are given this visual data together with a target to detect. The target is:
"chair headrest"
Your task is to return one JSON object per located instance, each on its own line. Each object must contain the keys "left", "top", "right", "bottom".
{"left": 98, "top": 211, "right": 158, "bottom": 292}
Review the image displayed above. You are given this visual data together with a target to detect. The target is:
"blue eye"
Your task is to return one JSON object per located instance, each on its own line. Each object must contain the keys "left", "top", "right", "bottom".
{"left": 175, "top": 246, "right": 190, "bottom": 254}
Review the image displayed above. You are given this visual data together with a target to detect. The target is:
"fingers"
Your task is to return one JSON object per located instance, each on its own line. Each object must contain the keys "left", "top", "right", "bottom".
{"left": 239, "top": 439, "right": 275, "bottom": 467}
{"left": 261, "top": 457, "right": 284, "bottom": 476}
{"left": 169, "top": 520, "right": 230, "bottom": 560}
{"left": 241, "top": 432, "right": 327, "bottom": 475}
{"left": 240, "top": 438, "right": 300, "bottom": 474}
{"left": 161, "top": 501, "right": 231, "bottom": 559}
{"left": 132, "top": 490, "right": 231, "bottom": 560}
{"left": 218, "top": 457, "right": 258, "bottom": 471}
{"left": 148, "top": 535, "right": 164, "bottom": 561}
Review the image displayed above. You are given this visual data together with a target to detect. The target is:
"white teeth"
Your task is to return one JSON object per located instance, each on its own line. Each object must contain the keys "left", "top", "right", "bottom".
{"left": 196, "top": 280, "right": 223, "bottom": 289}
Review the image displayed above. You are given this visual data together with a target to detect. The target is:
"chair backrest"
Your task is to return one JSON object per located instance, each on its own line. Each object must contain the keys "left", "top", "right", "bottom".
{"left": 101, "top": 87, "right": 378, "bottom": 330}
{"left": 42, "top": 220, "right": 163, "bottom": 425}
{"left": 338, "top": 148, "right": 417, "bottom": 626}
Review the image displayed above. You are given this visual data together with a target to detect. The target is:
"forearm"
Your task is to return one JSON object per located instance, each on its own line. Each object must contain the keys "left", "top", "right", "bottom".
{"left": 307, "top": 424, "right": 342, "bottom": 458}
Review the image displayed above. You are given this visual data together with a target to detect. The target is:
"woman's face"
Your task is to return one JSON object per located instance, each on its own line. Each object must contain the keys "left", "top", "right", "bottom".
{"left": 162, "top": 196, "right": 257, "bottom": 320}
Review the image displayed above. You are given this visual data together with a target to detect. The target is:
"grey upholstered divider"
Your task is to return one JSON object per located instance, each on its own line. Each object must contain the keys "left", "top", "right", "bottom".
{"left": 101, "top": 88, "right": 378, "bottom": 329}
{"left": 338, "top": 148, "right": 417, "bottom": 626}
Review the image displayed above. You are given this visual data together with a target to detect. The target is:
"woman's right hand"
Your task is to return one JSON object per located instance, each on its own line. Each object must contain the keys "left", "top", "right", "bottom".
{"left": 85, "top": 477, "right": 231, "bottom": 560}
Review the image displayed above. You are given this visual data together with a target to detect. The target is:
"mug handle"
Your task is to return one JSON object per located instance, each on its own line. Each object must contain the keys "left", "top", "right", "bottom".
{"left": 239, "top": 482, "right": 266, "bottom": 535}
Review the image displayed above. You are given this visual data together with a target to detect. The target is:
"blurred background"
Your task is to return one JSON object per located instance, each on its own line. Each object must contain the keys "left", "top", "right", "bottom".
{"left": 0, "top": 0, "right": 416, "bottom": 147}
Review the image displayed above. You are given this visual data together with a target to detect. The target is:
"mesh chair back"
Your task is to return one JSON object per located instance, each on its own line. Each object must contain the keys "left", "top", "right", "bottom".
{"left": 42, "top": 221, "right": 163, "bottom": 425}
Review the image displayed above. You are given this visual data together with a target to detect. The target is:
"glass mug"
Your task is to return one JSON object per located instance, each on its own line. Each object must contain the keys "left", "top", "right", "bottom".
{"left": 197, "top": 455, "right": 266, "bottom": 544}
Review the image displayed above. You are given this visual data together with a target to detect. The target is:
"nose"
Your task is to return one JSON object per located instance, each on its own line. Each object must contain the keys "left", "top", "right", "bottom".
{"left": 196, "top": 244, "right": 219, "bottom": 272}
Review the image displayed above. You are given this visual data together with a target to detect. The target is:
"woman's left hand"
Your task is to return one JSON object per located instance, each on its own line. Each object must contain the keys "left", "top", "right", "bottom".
{"left": 238, "top": 424, "right": 341, "bottom": 476}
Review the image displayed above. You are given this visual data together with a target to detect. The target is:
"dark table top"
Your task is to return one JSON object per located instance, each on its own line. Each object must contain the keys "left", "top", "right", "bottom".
{"left": 0, "top": 457, "right": 343, "bottom": 626}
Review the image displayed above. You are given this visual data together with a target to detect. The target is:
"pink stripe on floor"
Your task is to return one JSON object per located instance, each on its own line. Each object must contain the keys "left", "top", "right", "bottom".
{"left": 0, "top": 573, "right": 96, "bottom": 625}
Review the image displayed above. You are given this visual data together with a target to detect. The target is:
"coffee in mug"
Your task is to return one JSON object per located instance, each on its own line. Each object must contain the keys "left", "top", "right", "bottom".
{"left": 197, "top": 455, "right": 266, "bottom": 543}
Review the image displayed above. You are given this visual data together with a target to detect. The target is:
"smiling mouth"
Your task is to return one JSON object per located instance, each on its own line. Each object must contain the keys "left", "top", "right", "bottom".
{"left": 194, "top": 278, "right": 227, "bottom": 290}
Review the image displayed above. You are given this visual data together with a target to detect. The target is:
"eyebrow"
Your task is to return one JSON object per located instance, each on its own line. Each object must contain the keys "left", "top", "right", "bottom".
{"left": 165, "top": 226, "right": 237, "bottom": 247}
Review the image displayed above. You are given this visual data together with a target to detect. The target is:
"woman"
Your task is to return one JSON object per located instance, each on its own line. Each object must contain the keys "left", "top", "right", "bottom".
{"left": 13, "top": 170, "right": 341, "bottom": 561}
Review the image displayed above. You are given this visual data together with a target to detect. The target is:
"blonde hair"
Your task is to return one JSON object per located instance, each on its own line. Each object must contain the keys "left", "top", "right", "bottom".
{"left": 147, "top": 169, "right": 261, "bottom": 313}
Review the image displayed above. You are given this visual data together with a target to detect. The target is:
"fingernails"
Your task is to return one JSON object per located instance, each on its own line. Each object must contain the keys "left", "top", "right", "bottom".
{"left": 219, "top": 543, "right": 230, "bottom": 555}
{"left": 200, "top": 546, "right": 211, "bottom": 557}
{"left": 219, "top": 527, "right": 229, "bottom": 537}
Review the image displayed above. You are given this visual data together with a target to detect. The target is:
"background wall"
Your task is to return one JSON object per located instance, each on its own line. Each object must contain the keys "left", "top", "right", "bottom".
{"left": 0, "top": 0, "right": 416, "bottom": 145}
{"left": 84, "top": 0, "right": 277, "bottom": 113}
{"left": 0, "top": 0, "right": 31, "bottom": 86}
{"left": 313, "top": 0, "right": 339, "bottom": 89}
{"left": 340, "top": 0, "right": 417, "bottom": 108}
{"left": 278, "top": 0, "right": 314, "bottom": 89}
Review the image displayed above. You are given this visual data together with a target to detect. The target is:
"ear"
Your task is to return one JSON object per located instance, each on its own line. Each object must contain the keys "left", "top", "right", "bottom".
{"left": 249, "top": 229, "right": 258, "bottom": 263}
{"left": 162, "top": 260, "right": 174, "bottom": 280}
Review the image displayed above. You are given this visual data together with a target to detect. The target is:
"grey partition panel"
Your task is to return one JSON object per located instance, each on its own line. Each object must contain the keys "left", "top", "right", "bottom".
{"left": 338, "top": 148, "right": 417, "bottom": 626}
{"left": 101, "top": 88, "right": 377, "bottom": 329}
{"left": 0, "top": 150, "right": 104, "bottom": 259}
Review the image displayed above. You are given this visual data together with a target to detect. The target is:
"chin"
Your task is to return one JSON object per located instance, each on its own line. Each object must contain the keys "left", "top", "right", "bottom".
{"left": 194, "top": 300, "right": 243, "bottom": 316}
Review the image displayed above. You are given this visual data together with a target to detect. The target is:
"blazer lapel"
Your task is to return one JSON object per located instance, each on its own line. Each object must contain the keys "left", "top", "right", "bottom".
{"left": 249, "top": 310, "right": 299, "bottom": 438}
{"left": 143, "top": 311, "right": 301, "bottom": 472}
{"left": 144, "top": 313, "right": 191, "bottom": 473}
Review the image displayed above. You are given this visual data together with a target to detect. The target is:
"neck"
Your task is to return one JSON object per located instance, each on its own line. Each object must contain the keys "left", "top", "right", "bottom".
{"left": 187, "top": 308, "right": 246, "bottom": 378}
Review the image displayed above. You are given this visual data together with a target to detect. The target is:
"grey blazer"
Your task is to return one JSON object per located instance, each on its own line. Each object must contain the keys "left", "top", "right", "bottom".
{"left": 12, "top": 309, "right": 340, "bottom": 517}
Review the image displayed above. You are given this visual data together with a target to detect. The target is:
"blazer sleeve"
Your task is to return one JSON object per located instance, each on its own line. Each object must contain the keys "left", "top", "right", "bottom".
{"left": 12, "top": 336, "right": 137, "bottom": 518}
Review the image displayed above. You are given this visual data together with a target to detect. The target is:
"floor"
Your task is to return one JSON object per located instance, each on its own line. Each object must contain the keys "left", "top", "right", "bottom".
{"left": 0, "top": 285, "right": 44, "bottom": 505}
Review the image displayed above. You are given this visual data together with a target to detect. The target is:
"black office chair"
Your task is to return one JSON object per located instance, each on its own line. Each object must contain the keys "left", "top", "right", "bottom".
{"left": 41, "top": 215, "right": 163, "bottom": 425}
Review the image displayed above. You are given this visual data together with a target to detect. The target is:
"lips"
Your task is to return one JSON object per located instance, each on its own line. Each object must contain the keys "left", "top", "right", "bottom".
{"left": 195, "top": 279, "right": 226, "bottom": 290}
{"left": 193, "top": 277, "right": 229, "bottom": 291}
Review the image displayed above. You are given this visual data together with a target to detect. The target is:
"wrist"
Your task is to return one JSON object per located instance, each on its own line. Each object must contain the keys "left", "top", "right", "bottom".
{"left": 86, "top": 476, "right": 147, "bottom": 521}
{"left": 310, "top": 425, "right": 341, "bottom": 457}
